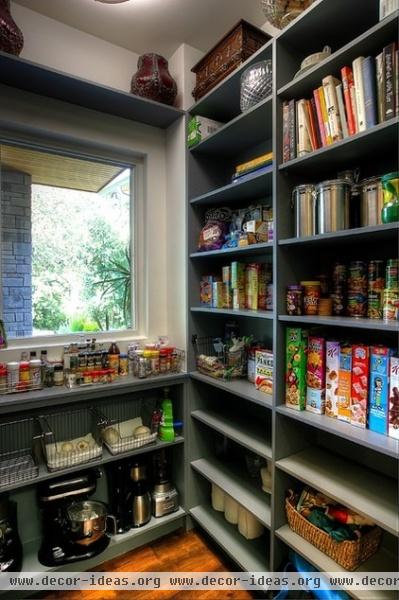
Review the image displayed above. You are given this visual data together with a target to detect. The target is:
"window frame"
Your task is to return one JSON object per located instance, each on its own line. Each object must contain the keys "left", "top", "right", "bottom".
{"left": 0, "top": 135, "right": 146, "bottom": 349}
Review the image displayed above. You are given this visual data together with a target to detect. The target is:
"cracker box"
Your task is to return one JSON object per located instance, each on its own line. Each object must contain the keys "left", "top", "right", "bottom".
{"left": 325, "top": 341, "right": 340, "bottom": 418}
{"left": 350, "top": 344, "right": 369, "bottom": 429}
{"left": 255, "top": 350, "right": 273, "bottom": 395}
{"left": 212, "top": 282, "right": 224, "bottom": 309}
{"left": 187, "top": 115, "right": 222, "bottom": 148}
{"left": 222, "top": 283, "right": 232, "bottom": 309}
{"left": 245, "top": 264, "right": 259, "bottom": 311}
{"left": 369, "top": 346, "right": 393, "bottom": 435}
{"left": 388, "top": 356, "right": 399, "bottom": 440}
{"left": 306, "top": 337, "right": 326, "bottom": 414}
{"left": 337, "top": 346, "right": 352, "bottom": 423}
{"left": 285, "top": 328, "right": 308, "bottom": 411}
{"left": 200, "top": 276, "right": 215, "bottom": 307}
{"left": 231, "top": 262, "right": 245, "bottom": 289}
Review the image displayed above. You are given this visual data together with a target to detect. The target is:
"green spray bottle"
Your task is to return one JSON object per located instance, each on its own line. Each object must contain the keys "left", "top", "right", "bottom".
{"left": 159, "top": 387, "right": 175, "bottom": 442}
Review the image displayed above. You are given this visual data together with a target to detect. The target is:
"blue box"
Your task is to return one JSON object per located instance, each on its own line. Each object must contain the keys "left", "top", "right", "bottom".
{"left": 368, "top": 346, "right": 394, "bottom": 435}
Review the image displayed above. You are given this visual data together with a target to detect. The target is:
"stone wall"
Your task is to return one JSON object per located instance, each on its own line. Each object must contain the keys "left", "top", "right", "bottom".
{"left": 1, "top": 168, "right": 32, "bottom": 338}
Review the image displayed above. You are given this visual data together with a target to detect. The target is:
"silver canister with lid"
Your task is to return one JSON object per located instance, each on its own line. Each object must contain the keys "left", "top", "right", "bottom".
{"left": 360, "top": 176, "right": 383, "bottom": 226}
{"left": 292, "top": 183, "right": 316, "bottom": 237}
{"left": 315, "top": 179, "right": 350, "bottom": 234}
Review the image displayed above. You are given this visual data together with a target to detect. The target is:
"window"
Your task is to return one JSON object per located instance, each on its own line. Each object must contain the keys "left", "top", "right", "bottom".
{"left": 0, "top": 143, "right": 136, "bottom": 340}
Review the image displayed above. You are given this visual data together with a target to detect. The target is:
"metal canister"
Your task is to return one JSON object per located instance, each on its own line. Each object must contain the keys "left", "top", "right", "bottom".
{"left": 349, "top": 184, "right": 362, "bottom": 229}
{"left": 386, "top": 259, "right": 399, "bottom": 289}
{"left": 348, "top": 261, "right": 367, "bottom": 317}
{"left": 360, "top": 176, "right": 383, "bottom": 226}
{"left": 316, "top": 179, "right": 350, "bottom": 234}
{"left": 383, "top": 288, "right": 399, "bottom": 321}
{"left": 292, "top": 184, "right": 316, "bottom": 237}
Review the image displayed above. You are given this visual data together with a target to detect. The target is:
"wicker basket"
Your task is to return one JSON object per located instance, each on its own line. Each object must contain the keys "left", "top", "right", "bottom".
{"left": 285, "top": 492, "right": 382, "bottom": 570}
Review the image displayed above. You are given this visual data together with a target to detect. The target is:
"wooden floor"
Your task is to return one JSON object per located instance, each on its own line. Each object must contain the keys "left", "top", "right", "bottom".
{"left": 43, "top": 529, "right": 255, "bottom": 600}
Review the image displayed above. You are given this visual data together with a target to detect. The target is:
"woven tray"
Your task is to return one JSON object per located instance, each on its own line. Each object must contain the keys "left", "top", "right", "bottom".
{"left": 285, "top": 492, "right": 382, "bottom": 570}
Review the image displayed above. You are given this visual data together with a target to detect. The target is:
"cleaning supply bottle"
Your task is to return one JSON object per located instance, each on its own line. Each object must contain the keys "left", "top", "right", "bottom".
{"left": 159, "top": 387, "right": 175, "bottom": 442}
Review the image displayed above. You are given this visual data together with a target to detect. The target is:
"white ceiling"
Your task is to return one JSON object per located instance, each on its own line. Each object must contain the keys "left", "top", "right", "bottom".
{"left": 14, "top": 0, "right": 269, "bottom": 58}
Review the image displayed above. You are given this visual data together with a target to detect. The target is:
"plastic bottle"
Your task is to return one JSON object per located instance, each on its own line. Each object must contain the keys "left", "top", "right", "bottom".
{"left": 159, "top": 387, "right": 175, "bottom": 442}
{"left": 108, "top": 341, "right": 120, "bottom": 375}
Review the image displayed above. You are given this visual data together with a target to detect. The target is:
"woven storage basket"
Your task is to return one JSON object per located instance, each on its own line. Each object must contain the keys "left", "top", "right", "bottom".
{"left": 285, "top": 492, "right": 382, "bottom": 570}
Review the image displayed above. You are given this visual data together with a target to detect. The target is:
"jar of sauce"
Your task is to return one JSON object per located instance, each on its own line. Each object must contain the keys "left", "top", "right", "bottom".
{"left": 301, "top": 281, "right": 321, "bottom": 315}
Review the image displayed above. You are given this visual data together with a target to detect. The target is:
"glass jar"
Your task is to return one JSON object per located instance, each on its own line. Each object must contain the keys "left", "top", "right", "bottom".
{"left": 151, "top": 350, "right": 160, "bottom": 375}
{"left": 83, "top": 371, "right": 92, "bottom": 385}
{"left": 300, "top": 281, "right": 321, "bottom": 315}
{"left": 54, "top": 364, "right": 64, "bottom": 386}
{"left": 159, "top": 349, "right": 169, "bottom": 374}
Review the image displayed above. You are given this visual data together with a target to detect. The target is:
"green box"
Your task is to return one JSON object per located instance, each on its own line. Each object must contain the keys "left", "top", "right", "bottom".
{"left": 187, "top": 115, "right": 222, "bottom": 148}
{"left": 285, "top": 327, "right": 308, "bottom": 411}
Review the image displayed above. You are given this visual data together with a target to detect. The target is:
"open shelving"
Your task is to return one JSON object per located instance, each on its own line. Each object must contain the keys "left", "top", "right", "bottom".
{"left": 190, "top": 168, "right": 273, "bottom": 206}
{"left": 190, "top": 372, "right": 272, "bottom": 409}
{"left": 279, "top": 222, "right": 399, "bottom": 247}
{"left": 190, "top": 307, "right": 274, "bottom": 319}
{"left": 278, "top": 315, "right": 399, "bottom": 332}
{"left": 190, "top": 242, "right": 273, "bottom": 260}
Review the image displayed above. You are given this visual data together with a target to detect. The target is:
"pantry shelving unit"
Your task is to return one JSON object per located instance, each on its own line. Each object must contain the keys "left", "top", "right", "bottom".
{"left": 186, "top": 0, "right": 399, "bottom": 594}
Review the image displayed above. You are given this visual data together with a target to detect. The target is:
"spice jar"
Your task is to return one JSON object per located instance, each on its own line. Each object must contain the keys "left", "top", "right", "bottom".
{"left": 119, "top": 353, "right": 129, "bottom": 376}
{"left": 54, "top": 364, "right": 64, "bottom": 386}
{"left": 29, "top": 359, "right": 42, "bottom": 387}
{"left": 83, "top": 371, "right": 92, "bottom": 385}
{"left": 7, "top": 362, "right": 19, "bottom": 392}
{"left": 0, "top": 367, "right": 7, "bottom": 393}
{"left": 300, "top": 281, "right": 321, "bottom": 315}
{"left": 286, "top": 285, "right": 303, "bottom": 315}
{"left": 19, "top": 361, "right": 30, "bottom": 390}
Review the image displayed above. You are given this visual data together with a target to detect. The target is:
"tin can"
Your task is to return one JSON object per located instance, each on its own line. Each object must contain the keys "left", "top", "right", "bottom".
{"left": 368, "top": 260, "right": 385, "bottom": 290}
{"left": 347, "top": 293, "right": 367, "bottom": 318}
{"left": 348, "top": 261, "right": 367, "bottom": 293}
{"left": 367, "top": 291, "right": 383, "bottom": 319}
{"left": 286, "top": 285, "right": 303, "bottom": 315}
{"left": 332, "top": 287, "right": 345, "bottom": 316}
{"left": 386, "top": 260, "right": 399, "bottom": 289}
{"left": 383, "top": 288, "right": 399, "bottom": 321}
{"left": 333, "top": 263, "right": 347, "bottom": 286}
{"left": 138, "top": 356, "right": 147, "bottom": 379}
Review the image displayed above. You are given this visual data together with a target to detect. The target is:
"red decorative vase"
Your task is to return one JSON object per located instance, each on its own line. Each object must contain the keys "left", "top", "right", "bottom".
{"left": 131, "top": 53, "right": 177, "bottom": 106}
{"left": 0, "top": 0, "right": 23, "bottom": 56}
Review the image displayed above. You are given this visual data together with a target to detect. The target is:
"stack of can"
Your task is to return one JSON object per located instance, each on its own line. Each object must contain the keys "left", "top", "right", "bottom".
{"left": 367, "top": 260, "right": 385, "bottom": 319}
{"left": 347, "top": 261, "right": 367, "bottom": 318}
{"left": 383, "top": 259, "right": 399, "bottom": 321}
{"left": 332, "top": 263, "right": 347, "bottom": 316}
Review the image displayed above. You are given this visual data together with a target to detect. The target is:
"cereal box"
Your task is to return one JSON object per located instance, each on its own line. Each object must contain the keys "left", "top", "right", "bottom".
{"left": 350, "top": 345, "right": 369, "bottom": 429}
{"left": 337, "top": 346, "right": 352, "bottom": 423}
{"left": 388, "top": 356, "right": 399, "bottom": 440}
{"left": 231, "top": 262, "right": 245, "bottom": 309}
{"left": 325, "top": 341, "right": 340, "bottom": 418}
{"left": 200, "top": 275, "right": 219, "bottom": 307}
{"left": 222, "top": 266, "right": 230, "bottom": 284}
{"left": 222, "top": 283, "right": 232, "bottom": 309}
{"left": 306, "top": 337, "right": 326, "bottom": 414}
{"left": 245, "top": 264, "right": 259, "bottom": 311}
{"left": 255, "top": 350, "right": 273, "bottom": 395}
{"left": 285, "top": 328, "right": 308, "bottom": 411}
{"left": 369, "top": 346, "right": 394, "bottom": 435}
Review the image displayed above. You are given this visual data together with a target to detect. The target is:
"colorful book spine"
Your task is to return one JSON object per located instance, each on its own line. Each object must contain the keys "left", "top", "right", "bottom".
{"left": 235, "top": 152, "right": 273, "bottom": 174}
{"left": 231, "top": 164, "right": 274, "bottom": 184}
{"left": 350, "top": 85, "right": 359, "bottom": 132}
{"left": 296, "top": 99, "right": 312, "bottom": 156}
{"left": 352, "top": 56, "right": 366, "bottom": 131}
{"left": 362, "top": 56, "right": 378, "bottom": 128}
{"left": 341, "top": 66, "right": 357, "bottom": 135}
{"left": 288, "top": 99, "right": 296, "bottom": 159}
{"left": 318, "top": 86, "right": 333, "bottom": 144}
{"left": 313, "top": 89, "right": 327, "bottom": 146}
{"left": 310, "top": 98, "right": 322, "bottom": 148}
{"left": 395, "top": 45, "right": 399, "bottom": 116}
{"left": 282, "top": 101, "right": 290, "bottom": 162}
{"left": 336, "top": 83, "right": 349, "bottom": 138}
{"left": 376, "top": 52, "right": 385, "bottom": 123}
{"left": 384, "top": 43, "right": 396, "bottom": 120}
{"left": 322, "top": 75, "right": 343, "bottom": 142}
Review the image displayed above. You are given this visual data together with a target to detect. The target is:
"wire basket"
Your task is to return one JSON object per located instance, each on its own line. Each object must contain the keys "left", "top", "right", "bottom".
{"left": 37, "top": 407, "right": 103, "bottom": 472}
{"left": 95, "top": 397, "right": 158, "bottom": 456}
{"left": 192, "top": 335, "right": 248, "bottom": 380}
{"left": 240, "top": 60, "right": 273, "bottom": 113}
{"left": 0, "top": 417, "right": 40, "bottom": 487}
{"left": 0, "top": 378, "right": 43, "bottom": 395}
{"left": 260, "top": 0, "right": 314, "bottom": 29}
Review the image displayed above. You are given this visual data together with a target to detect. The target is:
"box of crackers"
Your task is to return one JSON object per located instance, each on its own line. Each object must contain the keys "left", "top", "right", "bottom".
{"left": 255, "top": 350, "right": 273, "bottom": 395}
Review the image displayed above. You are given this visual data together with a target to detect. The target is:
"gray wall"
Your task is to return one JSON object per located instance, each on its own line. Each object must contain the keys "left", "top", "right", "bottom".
{"left": 1, "top": 168, "right": 33, "bottom": 337}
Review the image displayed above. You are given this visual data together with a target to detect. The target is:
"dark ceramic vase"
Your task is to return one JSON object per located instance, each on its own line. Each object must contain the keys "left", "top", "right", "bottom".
{"left": 131, "top": 53, "right": 177, "bottom": 106}
{"left": 0, "top": 0, "right": 23, "bottom": 56}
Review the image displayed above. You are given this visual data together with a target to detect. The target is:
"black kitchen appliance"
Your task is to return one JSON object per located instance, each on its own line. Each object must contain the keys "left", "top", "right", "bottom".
{"left": 38, "top": 470, "right": 115, "bottom": 566}
{"left": 151, "top": 451, "right": 179, "bottom": 518}
{"left": 107, "top": 457, "right": 151, "bottom": 532}
{"left": 130, "top": 459, "right": 151, "bottom": 528}
{"left": 0, "top": 496, "right": 22, "bottom": 572}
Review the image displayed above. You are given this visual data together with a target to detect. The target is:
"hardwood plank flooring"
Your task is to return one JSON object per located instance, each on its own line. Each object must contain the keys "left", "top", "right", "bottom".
{"left": 43, "top": 529, "right": 255, "bottom": 600}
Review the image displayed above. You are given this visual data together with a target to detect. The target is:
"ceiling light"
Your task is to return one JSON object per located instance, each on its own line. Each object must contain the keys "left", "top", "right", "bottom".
{"left": 95, "top": 0, "right": 131, "bottom": 4}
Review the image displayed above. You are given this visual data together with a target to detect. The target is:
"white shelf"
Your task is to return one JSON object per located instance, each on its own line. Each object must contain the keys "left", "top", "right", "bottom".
{"left": 276, "top": 447, "right": 399, "bottom": 537}
{"left": 191, "top": 307, "right": 274, "bottom": 319}
{"left": 192, "top": 409, "right": 271, "bottom": 459}
{"left": 190, "top": 372, "right": 272, "bottom": 409}
{"left": 191, "top": 457, "right": 271, "bottom": 527}
{"left": 190, "top": 504, "right": 268, "bottom": 572}
{"left": 276, "top": 525, "right": 397, "bottom": 600}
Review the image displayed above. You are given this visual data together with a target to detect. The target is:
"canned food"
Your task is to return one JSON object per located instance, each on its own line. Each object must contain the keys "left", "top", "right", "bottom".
{"left": 348, "top": 261, "right": 367, "bottom": 294}
{"left": 367, "top": 291, "right": 383, "bottom": 319}
{"left": 386, "top": 260, "right": 399, "bottom": 289}
{"left": 383, "top": 288, "right": 399, "bottom": 321}
{"left": 368, "top": 260, "right": 385, "bottom": 291}
{"left": 333, "top": 263, "right": 347, "bottom": 286}
{"left": 301, "top": 281, "right": 321, "bottom": 315}
{"left": 347, "top": 293, "right": 367, "bottom": 318}
{"left": 332, "top": 288, "right": 346, "bottom": 316}
{"left": 286, "top": 285, "right": 303, "bottom": 316}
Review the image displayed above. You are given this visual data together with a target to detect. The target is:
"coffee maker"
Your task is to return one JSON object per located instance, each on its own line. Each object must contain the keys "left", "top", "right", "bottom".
{"left": 0, "top": 496, "right": 22, "bottom": 572}
{"left": 130, "top": 460, "right": 151, "bottom": 528}
{"left": 107, "top": 457, "right": 151, "bottom": 531}
{"left": 38, "top": 470, "right": 115, "bottom": 566}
